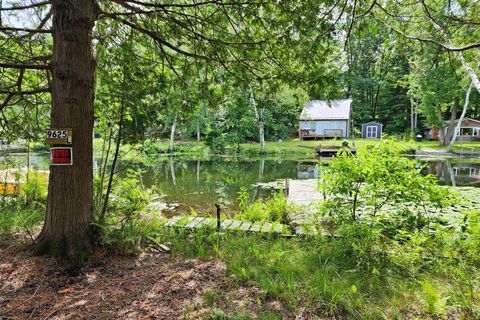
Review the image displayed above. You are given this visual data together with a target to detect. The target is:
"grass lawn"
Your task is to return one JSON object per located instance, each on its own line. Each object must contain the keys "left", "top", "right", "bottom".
{"left": 149, "top": 138, "right": 480, "bottom": 156}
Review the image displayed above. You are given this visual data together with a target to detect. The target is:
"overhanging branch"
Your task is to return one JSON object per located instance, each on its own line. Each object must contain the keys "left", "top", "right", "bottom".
{"left": 0, "top": 27, "right": 51, "bottom": 34}
{"left": 0, "top": 1, "right": 50, "bottom": 10}
{"left": 114, "top": 0, "right": 266, "bottom": 9}
{"left": 377, "top": 17, "right": 480, "bottom": 52}
{"left": 0, "top": 87, "right": 51, "bottom": 95}
{"left": 109, "top": 15, "right": 208, "bottom": 59}
{"left": 0, "top": 63, "right": 50, "bottom": 70}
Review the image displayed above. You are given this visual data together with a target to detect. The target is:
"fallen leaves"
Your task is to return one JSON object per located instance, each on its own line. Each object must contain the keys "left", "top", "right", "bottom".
{"left": 0, "top": 239, "right": 290, "bottom": 319}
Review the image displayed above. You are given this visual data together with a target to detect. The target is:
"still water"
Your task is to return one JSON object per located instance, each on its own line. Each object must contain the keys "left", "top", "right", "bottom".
{"left": 2, "top": 152, "right": 479, "bottom": 214}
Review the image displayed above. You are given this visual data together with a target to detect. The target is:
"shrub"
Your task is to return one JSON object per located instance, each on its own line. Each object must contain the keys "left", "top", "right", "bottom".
{"left": 319, "top": 138, "right": 455, "bottom": 230}
{"left": 94, "top": 170, "right": 158, "bottom": 252}
{"left": 236, "top": 188, "right": 288, "bottom": 223}
{"left": 23, "top": 171, "right": 48, "bottom": 205}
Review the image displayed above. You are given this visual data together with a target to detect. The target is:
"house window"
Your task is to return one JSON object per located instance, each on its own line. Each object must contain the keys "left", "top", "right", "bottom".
{"left": 473, "top": 128, "right": 480, "bottom": 136}
{"left": 366, "top": 126, "right": 378, "bottom": 138}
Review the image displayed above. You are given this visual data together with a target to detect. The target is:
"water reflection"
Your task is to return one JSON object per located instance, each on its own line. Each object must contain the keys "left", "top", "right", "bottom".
{"left": 294, "top": 158, "right": 480, "bottom": 187}
{"left": 421, "top": 159, "right": 480, "bottom": 187}
{"left": 2, "top": 152, "right": 479, "bottom": 213}
{"left": 297, "top": 162, "right": 319, "bottom": 179}
{"left": 140, "top": 157, "right": 298, "bottom": 214}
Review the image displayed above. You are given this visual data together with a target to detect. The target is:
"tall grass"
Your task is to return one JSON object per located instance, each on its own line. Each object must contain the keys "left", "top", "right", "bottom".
{"left": 157, "top": 213, "right": 480, "bottom": 319}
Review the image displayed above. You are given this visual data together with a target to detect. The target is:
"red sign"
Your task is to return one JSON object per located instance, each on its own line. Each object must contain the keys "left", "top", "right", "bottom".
{"left": 50, "top": 147, "right": 73, "bottom": 165}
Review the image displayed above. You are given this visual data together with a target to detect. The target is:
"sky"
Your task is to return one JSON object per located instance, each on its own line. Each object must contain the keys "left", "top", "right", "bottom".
{"left": 1, "top": 0, "right": 50, "bottom": 29}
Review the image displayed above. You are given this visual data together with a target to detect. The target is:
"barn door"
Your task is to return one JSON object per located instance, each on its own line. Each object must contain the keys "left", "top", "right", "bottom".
{"left": 366, "top": 126, "right": 378, "bottom": 138}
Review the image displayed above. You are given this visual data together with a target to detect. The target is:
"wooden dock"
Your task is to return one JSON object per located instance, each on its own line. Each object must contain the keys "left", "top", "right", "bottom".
{"left": 316, "top": 145, "right": 356, "bottom": 157}
{"left": 165, "top": 215, "right": 330, "bottom": 237}
{"left": 286, "top": 179, "right": 323, "bottom": 205}
{"left": 166, "top": 215, "right": 291, "bottom": 235}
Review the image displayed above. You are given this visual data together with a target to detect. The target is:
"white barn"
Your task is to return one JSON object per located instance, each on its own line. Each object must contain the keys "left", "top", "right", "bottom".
{"left": 298, "top": 99, "right": 352, "bottom": 139}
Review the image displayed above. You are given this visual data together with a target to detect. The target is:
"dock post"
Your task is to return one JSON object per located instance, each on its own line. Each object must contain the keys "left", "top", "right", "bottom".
{"left": 215, "top": 203, "right": 221, "bottom": 230}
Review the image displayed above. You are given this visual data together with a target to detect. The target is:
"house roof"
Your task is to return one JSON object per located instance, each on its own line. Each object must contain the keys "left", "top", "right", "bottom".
{"left": 431, "top": 117, "right": 480, "bottom": 129}
{"left": 299, "top": 99, "right": 352, "bottom": 121}
{"left": 451, "top": 117, "right": 480, "bottom": 125}
{"left": 361, "top": 121, "right": 383, "bottom": 127}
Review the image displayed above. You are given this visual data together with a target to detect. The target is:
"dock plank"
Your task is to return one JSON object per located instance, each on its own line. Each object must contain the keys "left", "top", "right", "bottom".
{"left": 228, "top": 220, "right": 243, "bottom": 230}
{"left": 249, "top": 223, "right": 261, "bottom": 232}
{"left": 287, "top": 179, "right": 323, "bottom": 205}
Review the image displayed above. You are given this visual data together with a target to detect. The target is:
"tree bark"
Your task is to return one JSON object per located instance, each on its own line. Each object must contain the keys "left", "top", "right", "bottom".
{"left": 448, "top": 81, "right": 474, "bottom": 151}
{"left": 457, "top": 53, "right": 480, "bottom": 95}
{"left": 249, "top": 86, "right": 265, "bottom": 150}
{"left": 169, "top": 113, "right": 177, "bottom": 152}
{"left": 258, "top": 108, "right": 265, "bottom": 150}
{"left": 444, "top": 99, "right": 459, "bottom": 145}
{"left": 410, "top": 92, "right": 418, "bottom": 133}
{"left": 436, "top": 106, "right": 446, "bottom": 146}
{"left": 34, "top": 1, "right": 99, "bottom": 264}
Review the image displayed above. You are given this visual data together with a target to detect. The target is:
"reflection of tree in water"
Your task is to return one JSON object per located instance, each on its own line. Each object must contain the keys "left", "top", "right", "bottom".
{"left": 140, "top": 157, "right": 298, "bottom": 214}
{"left": 424, "top": 159, "right": 480, "bottom": 187}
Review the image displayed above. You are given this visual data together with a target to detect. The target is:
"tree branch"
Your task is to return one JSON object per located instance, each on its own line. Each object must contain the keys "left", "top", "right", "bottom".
{"left": 0, "top": 63, "right": 50, "bottom": 70}
{"left": 0, "top": 1, "right": 50, "bottom": 10}
{"left": 109, "top": 15, "right": 208, "bottom": 59}
{"left": 0, "top": 87, "right": 50, "bottom": 95}
{"left": 377, "top": 18, "right": 480, "bottom": 52}
{"left": 0, "top": 27, "right": 51, "bottom": 34}
{"left": 115, "top": 0, "right": 266, "bottom": 9}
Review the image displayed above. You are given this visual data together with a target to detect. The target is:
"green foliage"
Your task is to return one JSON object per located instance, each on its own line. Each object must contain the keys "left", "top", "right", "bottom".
{"left": 158, "top": 214, "right": 480, "bottom": 319}
{"left": 421, "top": 280, "right": 446, "bottom": 316}
{"left": 94, "top": 170, "right": 163, "bottom": 253}
{"left": 205, "top": 129, "right": 230, "bottom": 155}
{"left": 236, "top": 188, "right": 288, "bottom": 224}
{"left": 23, "top": 171, "right": 48, "bottom": 205}
{"left": 0, "top": 202, "right": 44, "bottom": 236}
{"left": 320, "top": 138, "right": 455, "bottom": 228}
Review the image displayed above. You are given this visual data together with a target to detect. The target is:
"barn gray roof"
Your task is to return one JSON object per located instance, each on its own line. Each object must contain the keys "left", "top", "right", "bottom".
{"left": 300, "top": 99, "right": 352, "bottom": 120}
{"left": 361, "top": 121, "right": 383, "bottom": 127}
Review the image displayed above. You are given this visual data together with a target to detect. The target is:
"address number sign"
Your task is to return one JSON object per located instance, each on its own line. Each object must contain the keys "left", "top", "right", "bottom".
{"left": 46, "top": 128, "right": 72, "bottom": 145}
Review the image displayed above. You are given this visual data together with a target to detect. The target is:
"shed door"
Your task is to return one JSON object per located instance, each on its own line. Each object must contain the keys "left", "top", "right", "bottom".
{"left": 366, "top": 126, "right": 378, "bottom": 138}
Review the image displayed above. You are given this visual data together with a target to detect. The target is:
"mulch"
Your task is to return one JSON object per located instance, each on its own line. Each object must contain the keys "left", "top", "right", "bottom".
{"left": 0, "top": 237, "right": 290, "bottom": 320}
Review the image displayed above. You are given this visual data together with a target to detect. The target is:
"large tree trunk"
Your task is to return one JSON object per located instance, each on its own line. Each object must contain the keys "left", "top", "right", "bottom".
{"left": 444, "top": 99, "right": 459, "bottom": 145}
{"left": 34, "top": 1, "right": 99, "bottom": 263}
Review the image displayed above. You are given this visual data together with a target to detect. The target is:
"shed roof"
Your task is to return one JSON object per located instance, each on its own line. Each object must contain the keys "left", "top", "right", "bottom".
{"left": 300, "top": 99, "right": 352, "bottom": 121}
{"left": 361, "top": 121, "right": 383, "bottom": 127}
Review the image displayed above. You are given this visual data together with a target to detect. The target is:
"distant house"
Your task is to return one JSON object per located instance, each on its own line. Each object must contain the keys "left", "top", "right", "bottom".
{"left": 423, "top": 127, "right": 439, "bottom": 140}
{"left": 299, "top": 99, "right": 352, "bottom": 139}
{"left": 361, "top": 121, "right": 383, "bottom": 139}
{"left": 445, "top": 118, "right": 480, "bottom": 142}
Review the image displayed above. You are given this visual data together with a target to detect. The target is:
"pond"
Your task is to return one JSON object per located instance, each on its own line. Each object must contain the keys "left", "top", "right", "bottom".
{"left": 2, "top": 152, "right": 480, "bottom": 215}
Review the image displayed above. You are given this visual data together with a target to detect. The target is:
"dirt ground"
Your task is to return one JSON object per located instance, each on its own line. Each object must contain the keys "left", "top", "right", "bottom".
{"left": 0, "top": 238, "right": 290, "bottom": 320}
